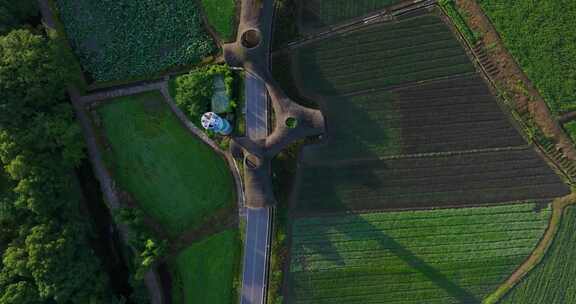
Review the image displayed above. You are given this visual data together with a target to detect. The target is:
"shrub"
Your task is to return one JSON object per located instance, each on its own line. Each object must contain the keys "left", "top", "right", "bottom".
{"left": 171, "top": 64, "right": 235, "bottom": 126}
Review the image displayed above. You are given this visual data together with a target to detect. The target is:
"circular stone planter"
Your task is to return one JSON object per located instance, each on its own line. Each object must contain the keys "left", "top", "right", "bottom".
{"left": 245, "top": 154, "right": 260, "bottom": 169}
{"left": 241, "top": 29, "right": 261, "bottom": 49}
{"left": 285, "top": 117, "right": 298, "bottom": 129}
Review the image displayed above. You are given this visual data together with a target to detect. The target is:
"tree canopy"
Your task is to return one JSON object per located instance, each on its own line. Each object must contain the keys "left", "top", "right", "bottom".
{"left": 0, "top": 28, "right": 111, "bottom": 303}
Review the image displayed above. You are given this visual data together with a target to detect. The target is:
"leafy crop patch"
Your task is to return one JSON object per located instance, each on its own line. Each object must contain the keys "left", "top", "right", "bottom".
{"left": 55, "top": 0, "right": 216, "bottom": 82}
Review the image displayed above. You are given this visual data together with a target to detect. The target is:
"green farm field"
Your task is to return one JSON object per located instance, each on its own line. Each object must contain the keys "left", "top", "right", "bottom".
{"left": 501, "top": 206, "right": 576, "bottom": 303}
{"left": 171, "top": 229, "right": 241, "bottom": 304}
{"left": 55, "top": 0, "right": 215, "bottom": 82}
{"left": 201, "top": 0, "right": 236, "bottom": 41}
{"left": 97, "top": 91, "right": 234, "bottom": 235}
{"left": 288, "top": 203, "right": 552, "bottom": 304}
{"left": 479, "top": 0, "right": 576, "bottom": 115}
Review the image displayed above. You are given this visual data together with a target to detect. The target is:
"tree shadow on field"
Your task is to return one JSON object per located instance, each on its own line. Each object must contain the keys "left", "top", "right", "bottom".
{"left": 292, "top": 201, "right": 480, "bottom": 303}
{"left": 285, "top": 33, "right": 403, "bottom": 214}
{"left": 282, "top": 26, "right": 480, "bottom": 304}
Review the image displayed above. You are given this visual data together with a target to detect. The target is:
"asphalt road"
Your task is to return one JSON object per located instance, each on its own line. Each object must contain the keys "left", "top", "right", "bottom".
{"left": 241, "top": 207, "right": 271, "bottom": 304}
{"left": 245, "top": 72, "right": 268, "bottom": 141}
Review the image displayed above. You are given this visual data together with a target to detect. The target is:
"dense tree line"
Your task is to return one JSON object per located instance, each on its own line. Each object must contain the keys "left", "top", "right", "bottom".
{"left": 0, "top": 1, "right": 38, "bottom": 34}
{"left": 0, "top": 11, "right": 120, "bottom": 304}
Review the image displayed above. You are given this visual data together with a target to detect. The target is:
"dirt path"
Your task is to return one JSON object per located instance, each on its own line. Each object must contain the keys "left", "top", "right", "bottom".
{"left": 80, "top": 80, "right": 165, "bottom": 106}
{"left": 484, "top": 193, "right": 576, "bottom": 304}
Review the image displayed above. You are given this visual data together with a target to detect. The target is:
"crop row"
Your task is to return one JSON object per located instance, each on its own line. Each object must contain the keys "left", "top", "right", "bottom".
{"left": 310, "top": 32, "right": 460, "bottom": 63}
{"left": 287, "top": 203, "right": 551, "bottom": 303}
{"left": 501, "top": 206, "right": 576, "bottom": 303}
{"left": 295, "top": 202, "right": 547, "bottom": 228}
{"left": 300, "top": 2, "right": 432, "bottom": 33}
{"left": 295, "top": 148, "right": 569, "bottom": 213}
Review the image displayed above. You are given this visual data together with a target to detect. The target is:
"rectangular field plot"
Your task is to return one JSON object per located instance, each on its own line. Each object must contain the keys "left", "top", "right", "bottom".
{"left": 300, "top": 0, "right": 403, "bottom": 33}
{"left": 295, "top": 13, "right": 476, "bottom": 96}
{"left": 55, "top": 0, "right": 215, "bottom": 82}
{"left": 303, "top": 75, "right": 526, "bottom": 161}
{"left": 295, "top": 148, "right": 569, "bottom": 213}
{"left": 288, "top": 203, "right": 552, "bottom": 304}
{"left": 96, "top": 92, "right": 234, "bottom": 235}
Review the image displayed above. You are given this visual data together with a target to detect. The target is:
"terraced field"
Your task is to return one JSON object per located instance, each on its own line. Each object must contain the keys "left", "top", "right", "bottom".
{"left": 288, "top": 203, "right": 552, "bottom": 304}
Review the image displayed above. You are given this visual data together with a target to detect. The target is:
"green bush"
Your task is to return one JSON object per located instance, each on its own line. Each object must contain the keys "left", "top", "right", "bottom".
{"left": 171, "top": 64, "right": 235, "bottom": 126}
{"left": 439, "top": 0, "right": 479, "bottom": 44}
{"left": 114, "top": 207, "right": 167, "bottom": 279}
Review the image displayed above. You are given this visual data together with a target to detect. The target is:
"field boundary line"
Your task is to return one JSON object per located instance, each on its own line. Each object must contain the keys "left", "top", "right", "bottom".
{"left": 304, "top": 145, "right": 530, "bottom": 167}
{"left": 290, "top": 199, "right": 557, "bottom": 220}
{"left": 281, "top": 0, "right": 437, "bottom": 51}
{"left": 484, "top": 193, "right": 576, "bottom": 303}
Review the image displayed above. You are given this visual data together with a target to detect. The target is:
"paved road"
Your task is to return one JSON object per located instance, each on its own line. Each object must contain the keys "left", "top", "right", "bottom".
{"left": 246, "top": 72, "right": 268, "bottom": 141}
{"left": 241, "top": 208, "right": 271, "bottom": 304}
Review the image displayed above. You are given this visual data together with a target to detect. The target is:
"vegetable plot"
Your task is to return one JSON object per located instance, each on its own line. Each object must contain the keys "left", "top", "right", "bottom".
{"left": 56, "top": 0, "right": 216, "bottom": 82}
{"left": 288, "top": 203, "right": 552, "bottom": 304}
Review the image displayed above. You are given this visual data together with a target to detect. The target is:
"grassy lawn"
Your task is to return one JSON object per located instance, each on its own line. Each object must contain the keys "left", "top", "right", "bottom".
{"left": 501, "top": 206, "right": 576, "bottom": 303}
{"left": 479, "top": 0, "right": 576, "bottom": 115}
{"left": 200, "top": 0, "right": 236, "bottom": 41}
{"left": 171, "top": 229, "right": 241, "bottom": 304}
{"left": 97, "top": 91, "right": 234, "bottom": 235}
{"left": 288, "top": 203, "right": 551, "bottom": 303}
{"left": 55, "top": 0, "right": 215, "bottom": 82}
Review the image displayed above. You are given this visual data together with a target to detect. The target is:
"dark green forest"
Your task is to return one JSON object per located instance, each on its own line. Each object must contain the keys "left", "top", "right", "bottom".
{"left": 0, "top": 2, "right": 125, "bottom": 303}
